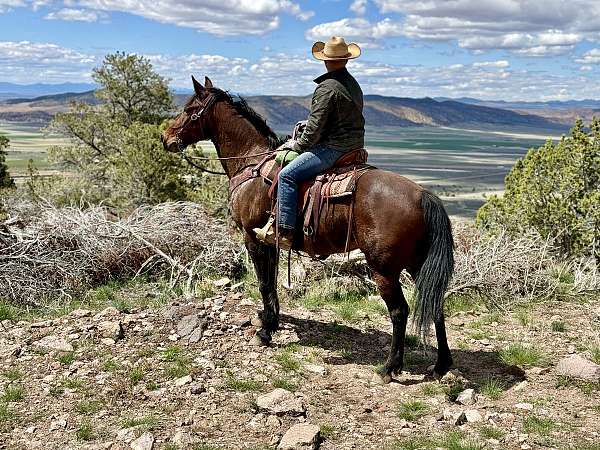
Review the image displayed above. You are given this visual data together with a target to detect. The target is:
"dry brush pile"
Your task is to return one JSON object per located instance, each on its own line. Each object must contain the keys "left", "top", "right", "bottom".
{"left": 0, "top": 201, "right": 244, "bottom": 305}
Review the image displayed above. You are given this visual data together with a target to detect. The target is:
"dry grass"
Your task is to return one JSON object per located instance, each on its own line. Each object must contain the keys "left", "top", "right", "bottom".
{"left": 0, "top": 201, "right": 244, "bottom": 305}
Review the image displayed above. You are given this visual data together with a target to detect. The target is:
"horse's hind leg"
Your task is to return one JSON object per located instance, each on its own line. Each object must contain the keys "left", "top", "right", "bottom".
{"left": 244, "top": 233, "right": 279, "bottom": 345}
{"left": 372, "top": 272, "right": 409, "bottom": 383}
{"left": 433, "top": 315, "right": 453, "bottom": 377}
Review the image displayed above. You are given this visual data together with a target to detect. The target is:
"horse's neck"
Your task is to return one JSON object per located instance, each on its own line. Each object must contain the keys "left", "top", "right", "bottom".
{"left": 210, "top": 104, "right": 271, "bottom": 177}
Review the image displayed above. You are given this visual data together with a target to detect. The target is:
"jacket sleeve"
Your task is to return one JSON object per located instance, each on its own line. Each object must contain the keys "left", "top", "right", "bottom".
{"left": 293, "top": 83, "right": 335, "bottom": 152}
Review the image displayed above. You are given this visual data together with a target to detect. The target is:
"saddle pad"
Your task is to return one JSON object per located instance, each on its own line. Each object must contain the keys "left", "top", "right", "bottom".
{"left": 259, "top": 158, "right": 371, "bottom": 199}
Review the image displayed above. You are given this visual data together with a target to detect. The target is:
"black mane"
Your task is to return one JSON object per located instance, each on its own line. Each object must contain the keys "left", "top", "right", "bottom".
{"left": 206, "top": 88, "right": 285, "bottom": 149}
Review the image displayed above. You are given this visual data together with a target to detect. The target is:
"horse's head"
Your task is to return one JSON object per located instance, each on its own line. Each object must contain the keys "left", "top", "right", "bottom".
{"left": 162, "top": 75, "right": 216, "bottom": 153}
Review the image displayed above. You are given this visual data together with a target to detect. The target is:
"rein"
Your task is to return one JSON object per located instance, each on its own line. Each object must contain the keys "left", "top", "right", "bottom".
{"left": 176, "top": 90, "right": 276, "bottom": 177}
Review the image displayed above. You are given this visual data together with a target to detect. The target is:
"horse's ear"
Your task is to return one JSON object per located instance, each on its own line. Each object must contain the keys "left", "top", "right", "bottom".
{"left": 191, "top": 75, "right": 204, "bottom": 95}
{"left": 204, "top": 76, "right": 213, "bottom": 89}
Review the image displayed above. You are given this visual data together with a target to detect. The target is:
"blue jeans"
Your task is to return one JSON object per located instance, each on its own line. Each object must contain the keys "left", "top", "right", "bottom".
{"left": 277, "top": 145, "right": 343, "bottom": 230}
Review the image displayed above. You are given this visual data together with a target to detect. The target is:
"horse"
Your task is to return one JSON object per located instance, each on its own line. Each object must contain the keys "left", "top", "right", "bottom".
{"left": 162, "top": 76, "right": 455, "bottom": 382}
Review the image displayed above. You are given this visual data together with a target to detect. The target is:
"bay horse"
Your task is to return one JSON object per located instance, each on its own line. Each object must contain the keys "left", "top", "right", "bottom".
{"left": 162, "top": 76, "right": 454, "bottom": 382}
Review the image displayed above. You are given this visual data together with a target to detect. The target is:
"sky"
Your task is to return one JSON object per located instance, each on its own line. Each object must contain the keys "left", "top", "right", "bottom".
{"left": 1, "top": 1, "right": 600, "bottom": 100}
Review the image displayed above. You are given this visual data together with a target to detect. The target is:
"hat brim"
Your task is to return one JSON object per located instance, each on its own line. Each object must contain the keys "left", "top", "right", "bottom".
{"left": 312, "top": 42, "right": 361, "bottom": 61}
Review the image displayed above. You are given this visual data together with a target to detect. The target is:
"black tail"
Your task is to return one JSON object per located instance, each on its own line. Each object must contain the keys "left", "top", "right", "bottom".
{"left": 413, "top": 191, "right": 454, "bottom": 337}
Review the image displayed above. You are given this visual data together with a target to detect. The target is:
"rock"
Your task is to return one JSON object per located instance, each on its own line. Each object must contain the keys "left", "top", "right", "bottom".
{"left": 513, "top": 381, "right": 528, "bottom": 391}
{"left": 174, "top": 375, "right": 192, "bottom": 386}
{"left": 213, "top": 277, "right": 231, "bottom": 288}
{"left": 556, "top": 354, "right": 600, "bottom": 382}
{"left": 35, "top": 335, "right": 73, "bottom": 353}
{"left": 190, "top": 383, "right": 205, "bottom": 395}
{"left": 455, "top": 409, "right": 483, "bottom": 425}
{"left": 0, "top": 343, "right": 21, "bottom": 358}
{"left": 177, "top": 314, "right": 205, "bottom": 342}
{"left": 49, "top": 417, "right": 67, "bottom": 431}
{"left": 304, "top": 364, "right": 327, "bottom": 376}
{"left": 266, "top": 415, "right": 282, "bottom": 429}
{"left": 456, "top": 388, "right": 477, "bottom": 405}
{"left": 440, "top": 369, "right": 465, "bottom": 384}
{"left": 101, "top": 338, "right": 116, "bottom": 346}
{"left": 98, "top": 321, "right": 124, "bottom": 341}
{"left": 278, "top": 423, "right": 320, "bottom": 450}
{"left": 256, "top": 389, "right": 306, "bottom": 416}
{"left": 172, "top": 430, "right": 196, "bottom": 447}
{"left": 70, "top": 309, "right": 92, "bottom": 318}
{"left": 515, "top": 403, "right": 534, "bottom": 411}
{"left": 131, "top": 432, "right": 154, "bottom": 450}
{"left": 240, "top": 298, "right": 255, "bottom": 306}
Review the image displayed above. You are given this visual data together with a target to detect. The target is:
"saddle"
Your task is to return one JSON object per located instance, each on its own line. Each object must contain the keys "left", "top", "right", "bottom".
{"left": 230, "top": 147, "right": 372, "bottom": 255}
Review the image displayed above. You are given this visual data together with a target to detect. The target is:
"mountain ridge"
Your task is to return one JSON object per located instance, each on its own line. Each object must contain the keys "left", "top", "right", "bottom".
{"left": 1, "top": 90, "right": 568, "bottom": 131}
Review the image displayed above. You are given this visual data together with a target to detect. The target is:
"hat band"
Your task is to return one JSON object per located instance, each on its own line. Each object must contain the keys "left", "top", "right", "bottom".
{"left": 323, "top": 50, "right": 351, "bottom": 58}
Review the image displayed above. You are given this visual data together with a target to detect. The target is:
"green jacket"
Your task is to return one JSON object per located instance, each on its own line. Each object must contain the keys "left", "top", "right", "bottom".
{"left": 292, "top": 68, "right": 365, "bottom": 154}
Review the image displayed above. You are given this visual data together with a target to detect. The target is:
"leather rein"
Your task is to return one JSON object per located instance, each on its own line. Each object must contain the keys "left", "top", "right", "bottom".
{"left": 173, "top": 91, "right": 275, "bottom": 177}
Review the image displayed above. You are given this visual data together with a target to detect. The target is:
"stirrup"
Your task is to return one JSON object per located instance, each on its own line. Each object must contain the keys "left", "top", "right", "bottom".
{"left": 253, "top": 216, "right": 275, "bottom": 243}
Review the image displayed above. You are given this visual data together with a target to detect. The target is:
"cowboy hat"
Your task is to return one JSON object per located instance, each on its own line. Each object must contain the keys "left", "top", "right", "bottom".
{"left": 312, "top": 36, "right": 361, "bottom": 61}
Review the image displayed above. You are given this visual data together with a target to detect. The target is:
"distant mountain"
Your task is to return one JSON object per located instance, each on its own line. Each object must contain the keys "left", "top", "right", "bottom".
{"left": 1, "top": 90, "right": 567, "bottom": 131}
{"left": 435, "top": 97, "right": 600, "bottom": 110}
{"left": 0, "top": 82, "right": 97, "bottom": 99}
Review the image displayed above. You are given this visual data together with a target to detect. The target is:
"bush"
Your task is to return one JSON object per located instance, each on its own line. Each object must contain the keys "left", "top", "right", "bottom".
{"left": 476, "top": 119, "right": 599, "bottom": 259}
{"left": 33, "top": 53, "right": 196, "bottom": 210}
{"left": 0, "top": 134, "right": 14, "bottom": 190}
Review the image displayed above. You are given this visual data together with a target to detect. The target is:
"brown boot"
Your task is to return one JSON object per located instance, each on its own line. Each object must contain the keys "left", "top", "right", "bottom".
{"left": 253, "top": 219, "right": 294, "bottom": 250}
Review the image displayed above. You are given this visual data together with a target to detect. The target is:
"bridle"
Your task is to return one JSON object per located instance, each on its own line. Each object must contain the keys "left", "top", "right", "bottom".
{"left": 171, "top": 91, "right": 275, "bottom": 177}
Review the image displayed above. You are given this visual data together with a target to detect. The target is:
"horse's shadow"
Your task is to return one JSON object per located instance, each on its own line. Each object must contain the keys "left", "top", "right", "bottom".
{"left": 281, "top": 313, "right": 524, "bottom": 389}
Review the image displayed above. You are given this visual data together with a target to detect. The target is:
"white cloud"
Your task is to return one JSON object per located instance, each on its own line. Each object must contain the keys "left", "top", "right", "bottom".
{"left": 575, "top": 48, "right": 600, "bottom": 64}
{"left": 44, "top": 8, "right": 104, "bottom": 22}
{"left": 72, "top": 0, "right": 312, "bottom": 36}
{"left": 306, "top": 0, "right": 600, "bottom": 56}
{"left": 350, "top": 0, "right": 368, "bottom": 15}
{"left": 472, "top": 60, "right": 510, "bottom": 68}
{"left": 305, "top": 18, "right": 403, "bottom": 48}
{"left": 0, "top": 40, "right": 97, "bottom": 82}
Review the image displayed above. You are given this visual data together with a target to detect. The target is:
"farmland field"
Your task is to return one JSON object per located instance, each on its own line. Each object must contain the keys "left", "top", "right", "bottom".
{"left": 1, "top": 121, "right": 559, "bottom": 218}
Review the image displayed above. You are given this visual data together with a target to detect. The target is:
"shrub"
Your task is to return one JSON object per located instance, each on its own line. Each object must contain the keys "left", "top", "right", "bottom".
{"left": 477, "top": 119, "right": 599, "bottom": 259}
{"left": 0, "top": 134, "right": 15, "bottom": 190}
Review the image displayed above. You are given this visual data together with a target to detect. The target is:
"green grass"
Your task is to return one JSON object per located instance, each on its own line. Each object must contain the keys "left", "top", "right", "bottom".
{"left": 121, "top": 415, "right": 161, "bottom": 429}
{"left": 297, "top": 281, "right": 385, "bottom": 323}
{"left": 499, "top": 343, "right": 547, "bottom": 367}
{"left": 162, "top": 346, "right": 192, "bottom": 379}
{"left": 421, "top": 383, "right": 446, "bottom": 396}
{"left": 272, "top": 377, "right": 298, "bottom": 392}
{"left": 274, "top": 349, "right": 301, "bottom": 373}
{"left": 320, "top": 423, "right": 336, "bottom": 440}
{"left": 76, "top": 400, "right": 103, "bottom": 415}
{"left": 405, "top": 334, "right": 420, "bottom": 348}
{"left": 551, "top": 320, "right": 566, "bottom": 332}
{"left": 101, "top": 357, "right": 122, "bottom": 372}
{"left": 479, "top": 425, "right": 505, "bottom": 440}
{"left": 0, "top": 301, "right": 18, "bottom": 321}
{"left": 391, "top": 430, "right": 485, "bottom": 450}
{"left": 2, "top": 368, "right": 23, "bottom": 382}
{"left": 0, "top": 403, "right": 16, "bottom": 425}
{"left": 588, "top": 344, "right": 600, "bottom": 365}
{"left": 523, "top": 415, "right": 556, "bottom": 436}
{"left": 56, "top": 352, "right": 76, "bottom": 365}
{"left": 1, "top": 385, "right": 24, "bottom": 402}
{"left": 76, "top": 421, "right": 94, "bottom": 441}
{"left": 397, "top": 400, "right": 428, "bottom": 422}
{"left": 224, "top": 371, "right": 263, "bottom": 392}
{"left": 515, "top": 308, "right": 533, "bottom": 327}
{"left": 480, "top": 377, "right": 504, "bottom": 400}
{"left": 556, "top": 376, "right": 600, "bottom": 394}
{"left": 129, "top": 366, "right": 147, "bottom": 385}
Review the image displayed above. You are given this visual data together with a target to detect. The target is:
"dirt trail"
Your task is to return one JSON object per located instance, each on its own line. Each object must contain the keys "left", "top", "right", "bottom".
{"left": 1, "top": 285, "right": 599, "bottom": 449}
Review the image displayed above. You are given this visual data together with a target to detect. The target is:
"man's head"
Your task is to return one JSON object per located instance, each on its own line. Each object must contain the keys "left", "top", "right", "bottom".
{"left": 325, "top": 59, "right": 348, "bottom": 72}
{"left": 312, "top": 36, "right": 361, "bottom": 70}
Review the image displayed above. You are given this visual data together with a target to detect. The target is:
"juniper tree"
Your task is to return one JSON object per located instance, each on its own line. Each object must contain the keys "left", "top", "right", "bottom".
{"left": 0, "top": 134, "right": 15, "bottom": 189}
{"left": 477, "top": 118, "right": 600, "bottom": 259}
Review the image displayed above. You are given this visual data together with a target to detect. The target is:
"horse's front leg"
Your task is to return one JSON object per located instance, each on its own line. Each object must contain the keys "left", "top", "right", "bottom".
{"left": 244, "top": 233, "right": 279, "bottom": 345}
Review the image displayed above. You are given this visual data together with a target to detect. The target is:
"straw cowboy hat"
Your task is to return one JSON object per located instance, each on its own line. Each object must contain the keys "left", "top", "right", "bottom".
{"left": 312, "top": 36, "right": 361, "bottom": 61}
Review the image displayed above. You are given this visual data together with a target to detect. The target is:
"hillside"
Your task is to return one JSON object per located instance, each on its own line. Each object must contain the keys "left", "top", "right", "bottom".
{"left": 1, "top": 91, "right": 566, "bottom": 131}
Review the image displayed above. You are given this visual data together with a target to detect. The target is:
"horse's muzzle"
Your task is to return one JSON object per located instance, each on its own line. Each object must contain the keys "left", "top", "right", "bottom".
{"left": 161, "top": 133, "right": 179, "bottom": 153}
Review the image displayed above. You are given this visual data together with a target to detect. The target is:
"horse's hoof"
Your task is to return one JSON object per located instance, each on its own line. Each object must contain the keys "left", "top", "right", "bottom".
{"left": 250, "top": 329, "right": 271, "bottom": 347}
{"left": 380, "top": 373, "right": 393, "bottom": 384}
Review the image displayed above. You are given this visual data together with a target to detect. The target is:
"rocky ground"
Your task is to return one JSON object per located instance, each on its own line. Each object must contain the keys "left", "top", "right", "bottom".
{"left": 1, "top": 279, "right": 599, "bottom": 450}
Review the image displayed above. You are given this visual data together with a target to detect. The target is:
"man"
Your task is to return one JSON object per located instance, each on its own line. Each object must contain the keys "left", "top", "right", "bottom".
{"left": 255, "top": 36, "right": 365, "bottom": 249}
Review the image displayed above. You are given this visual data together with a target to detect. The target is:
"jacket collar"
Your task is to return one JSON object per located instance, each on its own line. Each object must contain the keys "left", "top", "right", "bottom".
{"left": 314, "top": 67, "right": 349, "bottom": 84}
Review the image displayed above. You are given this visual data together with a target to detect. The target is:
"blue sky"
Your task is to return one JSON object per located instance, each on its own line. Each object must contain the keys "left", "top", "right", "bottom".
{"left": 1, "top": 1, "right": 600, "bottom": 100}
